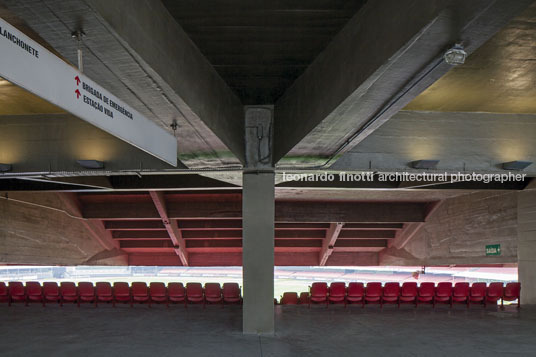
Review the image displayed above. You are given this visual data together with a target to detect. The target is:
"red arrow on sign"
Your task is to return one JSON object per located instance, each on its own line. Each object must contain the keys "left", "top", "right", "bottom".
{"left": 75, "top": 89, "right": 81, "bottom": 99}
{"left": 75, "top": 76, "right": 81, "bottom": 86}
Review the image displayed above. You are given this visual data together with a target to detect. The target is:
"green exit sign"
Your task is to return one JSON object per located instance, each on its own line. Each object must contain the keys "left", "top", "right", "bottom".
{"left": 486, "top": 244, "right": 501, "bottom": 256}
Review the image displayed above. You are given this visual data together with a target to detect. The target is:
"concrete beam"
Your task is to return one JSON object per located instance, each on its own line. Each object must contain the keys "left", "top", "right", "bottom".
{"left": 274, "top": 0, "right": 533, "bottom": 165}
{"left": 149, "top": 191, "right": 188, "bottom": 266}
{"left": 319, "top": 223, "right": 343, "bottom": 266}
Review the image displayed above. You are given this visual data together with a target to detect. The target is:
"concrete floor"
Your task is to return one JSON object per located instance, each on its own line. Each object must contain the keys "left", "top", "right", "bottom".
{"left": 1, "top": 303, "right": 535, "bottom": 356}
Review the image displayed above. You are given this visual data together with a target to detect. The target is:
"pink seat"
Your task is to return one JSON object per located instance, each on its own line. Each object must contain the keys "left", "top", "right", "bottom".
{"left": 43, "top": 282, "right": 60, "bottom": 305}
{"left": 0, "top": 282, "right": 9, "bottom": 303}
{"left": 434, "top": 282, "right": 452, "bottom": 306}
{"left": 452, "top": 282, "right": 470, "bottom": 307}
{"left": 60, "top": 282, "right": 78, "bottom": 306}
{"left": 328, "top": 282, "right": 347, "bottom": 306}
{"left": 186, "top": 282, "right": 204, "bottom": 306}
{"left": 417, "top": 282, "right": 435, "bottom": 306}
{"left": 113, "top": 282, "right": 131, "bottom": 306}
{"left": 298, "top": 292, "right": 310, "bottom": 305}
{"left": 399, "top": 282, "right": 418, "bottom": 307}
{"left": 469, "top": 282, "right": 486, "bottom": 306}
{"left": 365, "top": 282, "right": 382, "bottom": 305}
{"left": 486, "top": 282, "right": 504, "bottom": 305}
{"left": 502, "top": 282, "right": 521, "bottom": 308}
{"left": 95, "top": 282, "right": 113, "bottom": 306}
{"left": 26, "top": 282, "right": 43, "bottom": 306}
{"left": 8, "top": 282, "right": 26, "bottom": 306}
{"left": 222, "top": 283, "right": 242, "bottom": 306}
{"left": 204, "top": 283, "right": 223, "bottom": 307}
{"left": 382, "top": 282, "right": 400, "bottom": 307}
{"left": 168, "top": 283, "right": 186, "bottom": 306}
{"left": 131, "top": 282, "right": 149, "bottom": 306}
{"left": 346, "top": 282, "right": 364, "bottom": 306}
{"left": 309, "top": 282, "right": 328, "bottom": 307}
{"left": 78, "top": 282, "right": 95, "bottom": 306}
{"left": 280, "top": 292, "right": 299, "bottom": 305}
{"left": 150, "top": 282, "right": 168, "bottom": 306}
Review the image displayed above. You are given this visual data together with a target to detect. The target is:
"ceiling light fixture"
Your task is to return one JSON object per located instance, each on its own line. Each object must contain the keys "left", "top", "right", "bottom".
{"left": 502, "top": 161, "right": 532, "bottom": 171}
{"left": 410, "top": 160, "right": 439, "bottom": 170}
{"left": 77, "top": 160, "right": 104, "bottom": 169}
{"left": 444, "top": 44, "right": 467, "bottom": 66}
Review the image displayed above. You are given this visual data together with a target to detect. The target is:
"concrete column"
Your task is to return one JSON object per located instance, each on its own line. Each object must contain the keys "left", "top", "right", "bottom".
{"left": 518, "top": 189, "right": 536, "bottom": 305}
{"left": 242, "top": 172, "right": 275, "bottom": 334}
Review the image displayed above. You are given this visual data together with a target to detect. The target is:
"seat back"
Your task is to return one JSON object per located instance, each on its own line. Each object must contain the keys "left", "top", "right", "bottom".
{"left": 43, "top": 282, "right": 59, "bottom": 296}
{"left": 280, "top": 292, "right": 299, "bottom": 305}
{"left": 78, "top": 282, "right": 95, "bottom": 296}
{"left": 299, "top": 292, "right": 310, "bottom": 304}
{"left": 436, "top": 282, "right": 452, "bottom": 297}
{"left": 401, "top": 282, "right": 418, "bottom": 297}
{"left": 329, "top": 282, "right": 346, "bottom": 297}
{"left": 150, "top": 282, "right": 166, "bottom": 297}
{"left": 347, "top": 282, "right": 364, "bottom": 297}
{"left": 487, "top": 282, "right": 504, "bottom": 298}
{"left": 26, "top": 281, "right": 42, "bottom": 296}
{"left": 168, "top": 283, "right": 185, "bottom": 297}
{"left": 366, "top": 282, "right": 382, "bottom": 297}
{"left": 0, "top": 282, "right": 7, "bottom": 296}
{"left": 310, "top": 282, "right": 328, "bottom": 297}
{"left": 222, "top": 283, "right": 240, "bottom": 299}
{"left": 453, "top": 282, "right": 469, "bottom": 297}
{"left": 60, "top": 282, "right": 77, "bottom": 297}
{"left": 419, "top": 282, "right": 435, "bottom": 297}
{"left": 470, "top": 282, "right": 486, "bottom": 297}
{"left": 204, "top": 283, "right": 222, "bottom": 298}
{"left": 96, "top": 282, "right": 112, "bottom": 296}
{"left": 383, "top": 282, "right": 400, "bottom": 297}
{"left": 9, "top": 281, "right": 25, "bottom": 296}
{"left": 504, "top": 282, "right": 521, "bottom": 299}
{"left": 186, "top": 282, "right": 203, "bottom": 297}
{"left": 131, "top": 282, "right": 148, "bottom": 296}
{"left": 113, "top": 282, "right": 130, "bottom": 297}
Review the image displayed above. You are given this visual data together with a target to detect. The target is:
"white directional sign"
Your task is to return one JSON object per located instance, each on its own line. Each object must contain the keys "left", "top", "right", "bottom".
{"left": 0, "top": 17, "right": 177, "bottom": 166}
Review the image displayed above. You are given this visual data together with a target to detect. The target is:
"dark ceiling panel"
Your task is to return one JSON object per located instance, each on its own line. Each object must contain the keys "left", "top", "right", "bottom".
{"left": 162, "top": 0, "right": 366, "bottom": 104}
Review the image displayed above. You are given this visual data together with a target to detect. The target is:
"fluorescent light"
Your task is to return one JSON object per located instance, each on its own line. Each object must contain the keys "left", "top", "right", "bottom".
{"left": 77, "top": 160, "right": 104, "bottom": 169}
{"left": 409, "top": 160, "right": 439, "bottom": 169}
{"left": 0, "top": 163, "right": 12, "bottom": 172}
{"left": 502, "top": 161, "right": 532, "bottom": 170}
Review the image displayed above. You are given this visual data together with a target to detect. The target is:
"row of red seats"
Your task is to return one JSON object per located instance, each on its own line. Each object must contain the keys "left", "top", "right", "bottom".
{"left": 279, "top": 282, "right": 521, "bottom": 308}
{"left": 0, "top": 281, "right": 242, "bottom": 307}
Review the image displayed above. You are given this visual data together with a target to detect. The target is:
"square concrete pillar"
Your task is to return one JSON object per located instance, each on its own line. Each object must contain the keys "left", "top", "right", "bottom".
{"left": 242, "top": 171, "right": 275, "bottom": 334}
{"left": 518, "top": 190, "right": 536, "bottom": 305}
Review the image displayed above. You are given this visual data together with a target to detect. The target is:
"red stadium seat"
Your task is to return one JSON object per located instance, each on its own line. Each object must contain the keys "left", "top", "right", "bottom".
{"left": 452, "top": 282, "right": 470, "bottom": 307}
{"left": 365, "top": 282, "right": 382, "bottom": 306}
{"left": 95, "top": 282, "right": 113, "bottom": 307}
{"left": 222, "top": 283, "right": 242, "bottom": 306}
{"left": 346, "top": 282, "right": 364, "bottom": 306}
{"left": 8, "top": 281, "right": 26, "bottom": 306}
{"left": 328, "top": 282, "right": 347, "bottom": 306}
{"left": 168, "top": 283, "right": 186, "bottom": 306}
{"left": 26, "top": 281, "right": 43, "bottom": 306}
{"left": 486, "top": 282, "right": 504, "bottom": 305}
{"left": 131, "top": 282, "right": 149, "bottom": 307}
{"left": 204, "top": 283, "right": 223, "bottom": 307}
{"left": 399, "top": 282, "right": 418, "bottom": 307}
{"left": 309, "top": 282, "right": 328, "bottom": 307}
{"left": 113, "top": 282, "right": 131, "bottom": 306}
{"left": 149, "top": 282, "right": 168, "bottom": 307}
{"left": 186, "top": 282, "right": 204, "bottom": 306}
{"left": 502, "top": 282, "right": 521, "bottom": 308}
{"left": 468, "top": 282, "right": 486, "bottom": 307}
{"left": 382, "top": 282, "right": 400, "bottom": 307}
{"left": 0, "top": 282, "right": 8, "bottom": 304}
{"left": 60, "top": 282, "right": 78, "bottom": 306}
{"left": 280, "top": 292, "right": 299, "bottom": 305}
{"left": 417, "top": 282, "right": 435, "bottom": 306}
{"left": 43, "top": 282, "right": 60, "bottom": 306}
{"left": 434, "top": 282, "right": 452, "bottom": 306}
{"left": 78, "top": 282, "right": 95, "bottom": 306}
{"left": 298, "top": 292, "right": 310, "bottom": 305}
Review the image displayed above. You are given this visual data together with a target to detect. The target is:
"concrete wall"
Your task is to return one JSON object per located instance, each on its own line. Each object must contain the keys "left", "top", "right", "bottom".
{"left": 0, "top": 192, "right": 127, "bottom": 265}
{"left": 518, "top": 189, "right": 536, "bottom": 304}
{"left": 380, "top": 191, "right": 518, "bottom": 265}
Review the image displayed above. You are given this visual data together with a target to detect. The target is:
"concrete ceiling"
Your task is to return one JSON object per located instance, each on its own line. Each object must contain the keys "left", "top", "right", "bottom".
{"left": 163, "top": 0, "right": 366, "bottom": 104}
